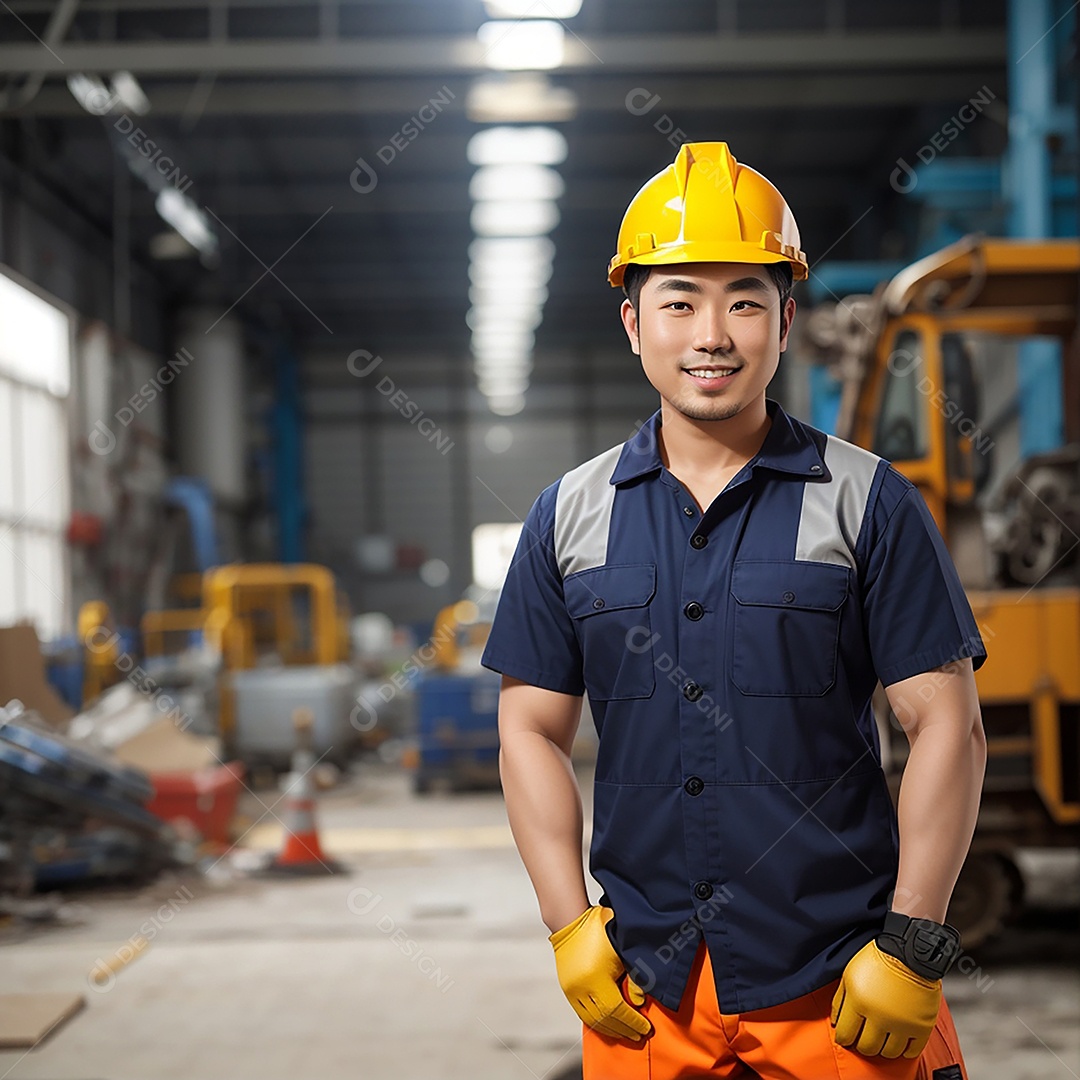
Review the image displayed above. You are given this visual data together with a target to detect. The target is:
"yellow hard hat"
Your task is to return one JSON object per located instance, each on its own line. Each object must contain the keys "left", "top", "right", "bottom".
{"left": 607, "top": 141, "right": 808, "bottom": 288}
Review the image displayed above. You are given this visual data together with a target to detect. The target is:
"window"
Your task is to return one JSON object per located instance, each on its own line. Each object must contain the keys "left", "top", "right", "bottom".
{"left": 873, "top": 329, "right": 930, "bottom": 462}
{"left": 472, "top": 522, "right": 524, "bottom": 590}
{"left": 0, "top": 272, "right": 71, "bottom": 639}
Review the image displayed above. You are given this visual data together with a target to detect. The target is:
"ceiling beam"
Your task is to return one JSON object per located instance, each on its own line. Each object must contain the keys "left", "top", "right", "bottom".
{"left": 8, "top": 69, "right": 1006, "bottom": 117}
{"left": 0, "top": 30, "right": 1004, "bottom": 77}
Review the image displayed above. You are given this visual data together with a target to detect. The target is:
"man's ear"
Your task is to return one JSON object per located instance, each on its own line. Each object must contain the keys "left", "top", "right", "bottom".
{"left": 779, "top": 296, "right": 796, "bottom": 354}
{"left": 620, "top": 298, "right": 641, "bottom": 356}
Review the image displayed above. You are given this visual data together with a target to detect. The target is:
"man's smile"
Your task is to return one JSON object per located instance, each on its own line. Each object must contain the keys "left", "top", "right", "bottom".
{"left": 682, "top": 364, "right": 743, "bottom": 387}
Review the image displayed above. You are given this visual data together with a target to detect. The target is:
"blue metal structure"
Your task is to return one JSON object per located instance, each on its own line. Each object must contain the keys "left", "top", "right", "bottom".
{"left": 164, "top": 476, "right": 219, "bottom": 570}
{"left": 272, "top": 342, "right": 306, "bottom": 563}
{"left": 806, "top": 0, "right": 1077, "bottom": 452}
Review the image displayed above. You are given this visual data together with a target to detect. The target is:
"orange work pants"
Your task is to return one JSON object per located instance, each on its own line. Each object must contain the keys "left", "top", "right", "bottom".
{"left": 582, "top": 939, "right": 968, "bottom": 1080}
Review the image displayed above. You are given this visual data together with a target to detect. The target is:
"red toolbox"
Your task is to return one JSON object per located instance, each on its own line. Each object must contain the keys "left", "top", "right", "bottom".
{"left": 147, "top": 761, "right": 245, "bottom": 846}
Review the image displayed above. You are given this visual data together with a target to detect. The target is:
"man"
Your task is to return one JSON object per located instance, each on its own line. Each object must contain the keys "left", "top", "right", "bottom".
{"left": 481, "top": 142, "right": 987, "bottom": 1079}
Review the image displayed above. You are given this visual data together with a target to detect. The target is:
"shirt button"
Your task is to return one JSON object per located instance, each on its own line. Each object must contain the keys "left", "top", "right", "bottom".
{"left": 684, "top": 601, "right": 704, "bottom": 621}
{"left": 690, "top": 534, "right": 708, "bottom": 549}
{"left": 684, "top": 776, "right": 705, "bottom": 796}
{"left": 694, "top": 881, "right": 714, "bottom": 901}
{"left": 782, "top": 591, "right": 795, "bottom": 603}
{"left": 593, "top": 597, "right": 605, "bottom": 609}
{"left": 683, "top": 680, "right": 703, "bottom": 702}
{"left": 683, "top": 506, "right": 695, "bottom": 517}
{"left": 810, "top": 464, "right": 822, "bottom": 473}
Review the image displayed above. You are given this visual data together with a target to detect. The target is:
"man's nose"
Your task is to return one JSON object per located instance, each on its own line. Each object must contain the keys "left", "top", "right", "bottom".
{"left": 692, "top": 308, "right": 734, "bottom": 354}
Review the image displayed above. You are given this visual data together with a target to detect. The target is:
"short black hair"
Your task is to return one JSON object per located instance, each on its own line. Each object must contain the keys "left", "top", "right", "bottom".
{"left": 622, "top": 261, "right": 794, "bottom": 328}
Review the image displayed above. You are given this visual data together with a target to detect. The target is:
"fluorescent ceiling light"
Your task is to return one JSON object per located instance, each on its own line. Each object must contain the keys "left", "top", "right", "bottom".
{"left": 484, "top": 0, "right": 583, "bottom": 16}
{"left": 472, "top": 199, "right": 560, "bottom": 237}
{"left": 469, "top": 269, "right": 552, "bottom": 295}
{"left": 67, "top": 70, "right": 151, "bottom": 115}
{"left": 67, "top": 73, "right": 115, "bottom": 115}
{"left": 472, "top": 330, "right": 535, "bottom": 354}
{"left": 469, "top": 235, "right": 556, "bottom": 262}
{"left": 487, "top": 392, "right": 527, "bottom": 416}
{"left": 469, "top": 284, "right": 549, "bottom": 307}
{"left": 478, "top": 20, "right": 564, "bottom": 70}
{"left": 466, "top": 73, "right": 577, "bottom": 123}
{"left": 474, "top": 356, "right": 534, "bottom": 376}
{"left": 469, "top": 263, "right": 553, "bottom": 288}
{"left": 470, "top": 164, "right": 564, "bottom": 202}
{"left": 467, "top": 126, "right": 567, "bottom": 167}
{"left": 468, "top": 307, "right": 544, "bottom": 332}
{"left": 478, "top": 376, "right": 530, "bottom": 398}
{"left": 472, "top": 325, "right": 535, "bottom": 346}
{"left": 110, "top": 71, "right": 151, "bottom": 115}
{"left": 155, "top": 188, "right": 218, "bottom": 257}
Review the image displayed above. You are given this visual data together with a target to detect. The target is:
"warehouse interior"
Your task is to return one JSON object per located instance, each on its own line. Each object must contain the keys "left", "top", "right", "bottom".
{"left": 0, "top": 0, "right": 1078, "bottom": 1077}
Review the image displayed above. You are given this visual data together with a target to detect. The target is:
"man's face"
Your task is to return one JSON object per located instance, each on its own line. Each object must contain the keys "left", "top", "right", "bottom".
{"left": 620, "top": 262, "right": 795, "bottom": 423}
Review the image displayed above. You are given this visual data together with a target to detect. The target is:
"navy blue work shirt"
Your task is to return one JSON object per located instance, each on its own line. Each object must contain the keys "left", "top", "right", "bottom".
{"left": 480, "top": 397, "right": 987, "bottom": 1013}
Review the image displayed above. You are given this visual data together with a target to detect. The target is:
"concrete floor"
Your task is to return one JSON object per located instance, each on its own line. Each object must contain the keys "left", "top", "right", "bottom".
{"left": 1, "top": 760, "right": 1077, "bottom": 1080}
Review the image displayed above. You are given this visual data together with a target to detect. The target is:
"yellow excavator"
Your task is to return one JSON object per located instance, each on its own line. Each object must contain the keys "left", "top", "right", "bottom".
{"left": 806, "top": 234, "right": 1080, "bottom": 945}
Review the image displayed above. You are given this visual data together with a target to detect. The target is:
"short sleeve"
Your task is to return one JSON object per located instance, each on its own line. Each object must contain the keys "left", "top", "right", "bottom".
{"left": 860, "top": 476, "right": 987, "bottom": 687}
{"left": 479, "top": 483, "right": 585, "bottom": 696}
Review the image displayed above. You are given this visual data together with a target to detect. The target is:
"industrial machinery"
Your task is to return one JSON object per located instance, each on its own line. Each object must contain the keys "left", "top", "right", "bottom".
{"left": 142, "top": 563, "right": 354, "bottom": 766}
{"left": 813, "top": 235, "right": 1080, "bottom": 945}
{"left": 0, "top": 700, "right": 182, "bottom": 893}
{"left": 409, "top": 599, "right": 501, "bottom": 793}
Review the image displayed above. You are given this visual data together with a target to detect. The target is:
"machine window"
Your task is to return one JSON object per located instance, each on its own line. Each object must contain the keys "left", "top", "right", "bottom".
{"left": 873, "top": 330, "right": 930, "bottom": 461}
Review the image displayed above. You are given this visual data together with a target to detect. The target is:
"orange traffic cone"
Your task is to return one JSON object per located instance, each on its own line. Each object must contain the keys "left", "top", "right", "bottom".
{"left": 264, "top": 708, "right": 344, "bottom": 876}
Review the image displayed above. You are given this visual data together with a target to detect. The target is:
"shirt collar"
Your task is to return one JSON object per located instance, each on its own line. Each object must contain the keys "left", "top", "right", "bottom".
{"left": 609, "top": 397, "right": 828, "bottom": 486}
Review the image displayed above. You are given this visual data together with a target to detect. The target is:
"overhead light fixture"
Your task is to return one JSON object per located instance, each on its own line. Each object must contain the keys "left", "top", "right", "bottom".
{"left": 110, "top": 71, "right": 151, "bottom": 115}
{"left": 472, "top": 322, "right": 536, "bottom": 345}
{"left": 466, "top": 74, "right": 578, "bottom": 123}
{"left": 471, "top": 200, "right": 560, "bottom": 237}
{"left": 468, "top": 307, "right": 544, "bottom": 334}
{"left": 155, "top": 188, "right": 218, "bottom": 259}
{"left": 469, "top": 284, "right": 550, "bottom": 308}
{"left": 469, "top": 235, "right": 556, "bottom": 262}
{"left": 483, "top": 0, "right": 583, "bottom": 16}
{"left": 67, "top": 70, "right": 151, "bottom": 115}
{"left": 487, "top": 393, "right": 527, "bottom": 416}
{"left": 474, "top": 358, "right": 534, "bottom": 378}
{"left": 470, "top": 164, "right": 565, "bottom": 202}
{"left": 467, "top": 126, "right": 568, "bottom": 167}
{"left": 67, "top": 73, "right": 115, "bottom": 115}
{"left": 478, "top": 20, "right": 565, "bottom": 70}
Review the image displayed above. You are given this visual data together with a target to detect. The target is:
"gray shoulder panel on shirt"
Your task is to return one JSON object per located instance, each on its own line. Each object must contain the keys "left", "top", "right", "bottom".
{"left": 553, "top": 444, "right": 624, "bottom": 579}
{"left": 795, "top": 434, "right": 884, "bottom": 569}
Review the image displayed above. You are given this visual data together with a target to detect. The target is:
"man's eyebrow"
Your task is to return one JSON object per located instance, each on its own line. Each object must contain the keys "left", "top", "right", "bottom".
{"left": 653, "top": 276, "right": 771, "bottom": 296}
{"left": 723, "top": 276, "right": 772, "bottom": 295}
{"left": 654, "top": 278, "right": 704, "bottom": 295}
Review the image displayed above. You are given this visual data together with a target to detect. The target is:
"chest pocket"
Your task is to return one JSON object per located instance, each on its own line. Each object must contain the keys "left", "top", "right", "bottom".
{"left": 730, "top": 560, "right": 850, "bottom": 696}
{"left": 565, "top": 563, "right": 656, "bottom": 701}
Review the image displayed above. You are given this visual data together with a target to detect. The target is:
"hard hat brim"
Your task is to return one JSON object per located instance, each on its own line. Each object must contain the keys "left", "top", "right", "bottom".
{"left": 608, "top": 241, "right": 808, "bottom": 289}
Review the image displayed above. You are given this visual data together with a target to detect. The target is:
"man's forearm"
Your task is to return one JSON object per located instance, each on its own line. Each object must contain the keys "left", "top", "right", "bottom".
{"left": 893, "top": 718, "right": 986, "bottom": 922}
{"left": 499, "top": 730, "right": 591, "bottom": 933}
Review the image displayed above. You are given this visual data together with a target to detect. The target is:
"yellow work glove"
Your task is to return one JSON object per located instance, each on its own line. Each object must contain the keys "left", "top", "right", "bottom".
{"left": 549, "top": 904, "right": 652, "bottom": 1042}
{"left": 831, "top": 940, "right": 942, "bottom": 1059}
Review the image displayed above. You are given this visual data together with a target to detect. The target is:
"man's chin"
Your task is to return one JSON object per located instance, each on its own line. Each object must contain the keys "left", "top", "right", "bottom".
{"left": 670, "top": 394, "right": 744, "bottom": 422}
